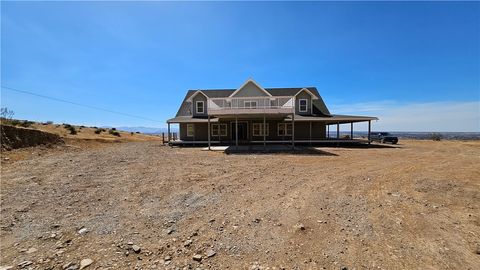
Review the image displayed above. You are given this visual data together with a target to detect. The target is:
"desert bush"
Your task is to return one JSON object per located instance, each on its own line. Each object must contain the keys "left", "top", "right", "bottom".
{"left": 130, "top": 132, "right": 134, "bottom": 135}
{"left": 430, "top": 133, "right": 442, "bottom": 141}
{"left": 64, "top": 124, "right": 77, "bottom": 135}
{"left": 19, "top": 120, "right": 34, "bottom": 128}
{"left": 111, "top": 127, "right": 116, "bottom": 131}
{"left": 44, "top": 121, "right": 53, "bottom": 125}
{"left": 6, "top": 119, "right": 22, "bottom": 126}
{"left": 109, "top": 129, "right": 121, "bottom": 137}
{"left": 94, "top": 129, "right": 102, "bottom": 134}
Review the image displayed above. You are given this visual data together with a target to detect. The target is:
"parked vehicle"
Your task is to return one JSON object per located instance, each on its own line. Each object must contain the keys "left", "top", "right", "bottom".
{"left": 369, "top": 132, "right": 398, "bottom": 144}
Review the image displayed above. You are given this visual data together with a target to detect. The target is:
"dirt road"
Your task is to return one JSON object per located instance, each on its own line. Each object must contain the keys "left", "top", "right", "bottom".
{"left": 1, "top": 140, "right": 479, "bottom": 269}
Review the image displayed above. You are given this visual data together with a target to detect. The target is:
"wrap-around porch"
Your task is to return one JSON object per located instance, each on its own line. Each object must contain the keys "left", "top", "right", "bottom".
{"left": 166, "top": 113, "right": 376, "bottom": 149}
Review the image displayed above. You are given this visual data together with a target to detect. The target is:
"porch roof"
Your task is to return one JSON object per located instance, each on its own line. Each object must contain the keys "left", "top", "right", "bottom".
{"left": 167, "top": 116, "right": 219, "bottom": 124}
{"left": 285, "top": 114, "right": 378, "bottom": 124}
{"left": 167, "top": 114, "right": 377, "bottom": 124}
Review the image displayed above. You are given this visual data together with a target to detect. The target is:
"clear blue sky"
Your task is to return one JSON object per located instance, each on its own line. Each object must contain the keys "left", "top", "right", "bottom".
{"left": 2, "top": 1, "right": 479, "bottom": 131}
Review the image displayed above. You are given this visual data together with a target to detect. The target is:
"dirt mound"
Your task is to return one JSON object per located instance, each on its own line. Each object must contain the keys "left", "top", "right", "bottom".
{"left": 1, "top": 124, "right": 63, "bottom": 150}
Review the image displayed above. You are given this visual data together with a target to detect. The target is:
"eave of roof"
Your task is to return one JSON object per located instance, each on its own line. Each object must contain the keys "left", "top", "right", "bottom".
{"left": 167, "top": 116, "right": 219, "bottom": 123}
{"left": 285, "top": 114, "right": 378, "bottom": 123}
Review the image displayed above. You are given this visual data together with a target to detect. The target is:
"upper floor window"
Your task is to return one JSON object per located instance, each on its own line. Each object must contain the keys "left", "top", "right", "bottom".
{"left": 196, "top": 101, "right": 205, "bottom": 114}
{"left": 299, "top": 99, "right": 308, "bottom": 112}
{"left": 244, "top": 101, "right": 257, "bottom": 109}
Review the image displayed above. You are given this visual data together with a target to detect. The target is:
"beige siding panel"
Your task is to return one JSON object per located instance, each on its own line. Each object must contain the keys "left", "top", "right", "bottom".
{"left": 192, "top": 95, "right": 207, "bottom": 116}
{"left": 232, "top": 81, "right": 270, "bottom": 97}
{"left": 295, "top": 91, "right": 312, "bottom": 115}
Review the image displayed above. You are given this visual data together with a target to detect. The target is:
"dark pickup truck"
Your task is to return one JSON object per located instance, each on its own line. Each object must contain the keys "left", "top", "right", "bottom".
{"left": 369, "top": 132, "right": 399, "bottom": 144}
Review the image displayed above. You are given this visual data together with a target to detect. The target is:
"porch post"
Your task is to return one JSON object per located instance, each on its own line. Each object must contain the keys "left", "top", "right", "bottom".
{"left": 263, "top": 113, "right": 266, "bottom": 149}
{"left": 336, "top": 122, "right": 340, "bottom": 139}
{"left": 327, "top": 124, "right": 330, "bottom": 139}
{"left": 235, "top": 115, "right": 238, "bottom": 147}
{"left": 368, "top": 120, "right": 371, "bottom": 144}
{"left": 350, "top": 122, "right": 354, "bottom": 140}
{"left": 167, "top": 123, "right": 171, "bottom": 142}
{"left": 292, "top": 113, "right": 295, "bottom": 149}
{"left": 309, "top": 121, "right": 312, "bottom": 145}
{"left": 207, "top": 115, "right": 211, "bottom": 150}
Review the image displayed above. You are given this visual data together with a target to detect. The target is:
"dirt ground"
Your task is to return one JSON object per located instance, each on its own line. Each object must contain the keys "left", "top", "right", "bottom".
{"left": 1, "top": 140, "right": 479, "bottom": 269}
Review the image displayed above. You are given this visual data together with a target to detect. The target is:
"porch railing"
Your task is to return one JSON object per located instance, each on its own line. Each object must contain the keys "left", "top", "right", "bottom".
{"left": 207, "top": 96, "right": 294, "bottom": 115}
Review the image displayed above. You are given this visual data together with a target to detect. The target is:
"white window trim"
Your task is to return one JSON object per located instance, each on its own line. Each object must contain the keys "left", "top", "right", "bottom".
{"left": 196, "top": 101, "right": 205, "bottom": 114}
{"left": 299, "top": 99, "right": 308, "bottom": 113}
{"left": 244, "top": 100, "right": 257, "bottom": 109}
{"left": 186, "top": 124, "right": 194, "bottom": 137}
{"left": 252, "top": 123, "right": 269, "bottom": 136}
{"left": 211, "top": 123, "right": 227, "bottom": 136}
{"left": 277, "top": 123, "right": 292, "bottom": 136}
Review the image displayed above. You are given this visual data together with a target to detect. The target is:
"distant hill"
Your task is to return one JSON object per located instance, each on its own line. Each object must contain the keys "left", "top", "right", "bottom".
{"left": 113, "top": 126, "right": 178, "bottom": 134}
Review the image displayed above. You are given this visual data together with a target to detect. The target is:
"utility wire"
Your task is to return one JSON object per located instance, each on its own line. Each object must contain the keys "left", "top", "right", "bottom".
{"left": 1, "top": 85, "right": 163, "bottom": 123}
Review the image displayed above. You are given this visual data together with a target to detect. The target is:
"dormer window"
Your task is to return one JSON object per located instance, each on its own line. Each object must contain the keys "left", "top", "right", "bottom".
{"left": 299, "top": 99, "right": 308, "bottom": 112}
{"left": 196, "top": 101, "right": 204, "bottom": 114}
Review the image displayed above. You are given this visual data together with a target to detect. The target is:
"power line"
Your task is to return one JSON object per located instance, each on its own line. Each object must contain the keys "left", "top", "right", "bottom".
{"left": 1, "top": 85, "right": 163, "bottom": 123}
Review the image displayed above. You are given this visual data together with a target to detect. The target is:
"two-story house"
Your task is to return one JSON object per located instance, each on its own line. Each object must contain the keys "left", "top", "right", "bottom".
{"left": 167, "top": 79, "right": 377, "bottom": 147}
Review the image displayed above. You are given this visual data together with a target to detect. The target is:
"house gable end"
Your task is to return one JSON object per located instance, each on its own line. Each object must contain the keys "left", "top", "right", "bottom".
{"left": 294, "top": 88, "right": 319, "bottom": 100}
{"left": 229, "top": 79, "right": 273, "bottom": 98}
{"left": 186, "top": 90, "right": 209, "bottom": 102}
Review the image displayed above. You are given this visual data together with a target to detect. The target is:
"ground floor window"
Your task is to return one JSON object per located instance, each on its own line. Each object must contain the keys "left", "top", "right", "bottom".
{"left": 252, "top": 123, "right": 269, "bottom": 136}
{"left": 211, "top": 123, "right": 227, "bottom": 136}
{"left": 278, "top": 123, "right": 292, "bottom": 136}
{"left": 187, "top": 124, "right": 194, "bottom": 137}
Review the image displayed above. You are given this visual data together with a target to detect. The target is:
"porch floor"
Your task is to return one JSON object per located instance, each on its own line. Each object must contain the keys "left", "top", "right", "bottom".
{"left": 169, "top": 139, "right": 369, "bottom": 146}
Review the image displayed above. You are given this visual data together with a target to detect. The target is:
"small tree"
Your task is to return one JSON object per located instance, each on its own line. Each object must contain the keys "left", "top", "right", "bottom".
{"left": 430, "top": 133, "right": 442, "bottom": 141}
{"left": 109, "top": 129, "right": 121, "bottom": 137}
{"left": 0, "top": 107, "right": 14, "bottom": 120}
{"left": 69, "top": 126, "right": 77, "bottom": 135}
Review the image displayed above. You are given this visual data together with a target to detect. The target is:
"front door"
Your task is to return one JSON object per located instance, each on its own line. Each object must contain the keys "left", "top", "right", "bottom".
{"left": 231, "top": 122, "right": 248, "bottom": 141}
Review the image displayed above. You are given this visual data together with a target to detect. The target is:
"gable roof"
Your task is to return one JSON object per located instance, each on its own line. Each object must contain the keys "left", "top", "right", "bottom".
{"left": 229, "top": 79, "right": 272, "bottom": 97}
{"left": 294, "top": 88, "right": 319, "bottom": 100}
{"left": 185, "top": 90, "right": 209, "bottom": 102}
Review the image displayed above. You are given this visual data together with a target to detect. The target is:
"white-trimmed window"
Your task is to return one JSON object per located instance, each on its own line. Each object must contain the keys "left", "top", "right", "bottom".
{"left": 278, "top": 123, "right": 292, "bottom": 136}
{"left": 211, "top": 124, "right": 227, "bottom": 136}
{"left": 244, "top": 101, "right": 257, "bottom": 109}
{"left": 299, "top": 99, "right": 308, "bottom": 112}
{"left": 196, "top": 101, "right": 205, "bottom": 114}
{"left": 187, "top": 124, "right": 194, "bottom": 137}
{"left": 253, "top": 123, "right": 269, "bottom": 136}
